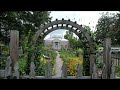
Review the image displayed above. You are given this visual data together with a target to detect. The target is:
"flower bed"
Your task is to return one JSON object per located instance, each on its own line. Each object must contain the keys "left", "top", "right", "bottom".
{"left": 60, "top": 48, "right": 83, "bottom": 76}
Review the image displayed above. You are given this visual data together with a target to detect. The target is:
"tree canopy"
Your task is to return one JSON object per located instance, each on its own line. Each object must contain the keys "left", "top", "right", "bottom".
{"left": 0, "top": 11, "right": 52, "bottom": 44}
{"left": 64, "top": 25, "right": 93, "bottom": 49}
{"left": 64, "top": 30, "right": 82, "bottom": 49}
{"left": 94, "top": 12, "right": 120, "bottom": 46}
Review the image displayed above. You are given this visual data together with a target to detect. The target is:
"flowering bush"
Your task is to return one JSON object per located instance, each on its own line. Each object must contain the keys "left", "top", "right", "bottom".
{"left": 60, "top": 48, "right": 83, "bottom": 76}
{"left": 67, "top": 57, "right": 83, "bottom": 76}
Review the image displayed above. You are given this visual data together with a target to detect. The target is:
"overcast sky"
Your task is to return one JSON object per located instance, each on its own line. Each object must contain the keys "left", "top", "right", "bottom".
{"left": 44, "top": 11, "right": 118, "bottom": 39}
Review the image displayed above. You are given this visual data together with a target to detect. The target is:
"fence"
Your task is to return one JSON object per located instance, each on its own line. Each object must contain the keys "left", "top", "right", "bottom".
{"left": 111, "top": 53, "right": 120, "bottom": 66}
{"left": 98, "top": 50, "right": 120, "bottom": 67}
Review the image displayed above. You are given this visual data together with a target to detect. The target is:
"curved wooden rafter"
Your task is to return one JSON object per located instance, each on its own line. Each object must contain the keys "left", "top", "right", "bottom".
{"left": 31, "top": 19, "right": 96, "bottom": 76}
{"left": 32, "top": 19, "right": 95, "bottom": 53}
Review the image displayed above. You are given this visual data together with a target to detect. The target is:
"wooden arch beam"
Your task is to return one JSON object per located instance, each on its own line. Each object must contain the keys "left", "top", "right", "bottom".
{"left": 32, "top": 19, "right": 95, "bottom": 53}
{"left": 31, "top": 19, "right": 96, "bottom": 76}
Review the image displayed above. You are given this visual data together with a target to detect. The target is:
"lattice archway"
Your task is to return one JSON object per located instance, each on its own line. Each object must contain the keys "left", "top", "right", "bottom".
{"left": 31, "top": 19, "right": 96, "bottom": 76}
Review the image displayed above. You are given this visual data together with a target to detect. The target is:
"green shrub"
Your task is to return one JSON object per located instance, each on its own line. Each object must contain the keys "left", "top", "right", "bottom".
{"left": 60, "top": 48, "right": 83, "bottom": 76}
{"left": 18, "top": 56, "right": 28, "bottom": 75}
{"left": 115, "top": 66, "right": 120, "bottom": 77}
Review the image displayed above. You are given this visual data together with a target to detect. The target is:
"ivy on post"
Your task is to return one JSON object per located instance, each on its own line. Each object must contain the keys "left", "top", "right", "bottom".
{"left": 83, "top": 47, "right": 90, "bottom": 76}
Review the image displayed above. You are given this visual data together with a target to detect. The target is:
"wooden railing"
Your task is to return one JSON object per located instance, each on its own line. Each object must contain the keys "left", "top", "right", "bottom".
{"left": 111, "top": 53, "right": 120, "bottom": 66}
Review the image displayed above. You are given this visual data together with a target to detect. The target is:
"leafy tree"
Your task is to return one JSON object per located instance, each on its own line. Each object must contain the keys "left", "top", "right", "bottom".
{"left": 64, "top": 26, "right": 93, "bottom": 76}
{"left": 0, "top": 11, "right": 52, "bottom": 74}
{"left": 94, "top": 12, "right": 120, "bottom": 46}
{"left": 0, "top": 11, "right": 52, "bottom": 45}
{"left": 64, "top": 31, "right": 82, "bottom": 49}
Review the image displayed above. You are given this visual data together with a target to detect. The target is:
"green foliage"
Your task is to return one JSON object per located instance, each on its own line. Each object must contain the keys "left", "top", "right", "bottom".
{"left": 0, "top": 11, "right": 52, "bottom": 74}
{"left": 35, "top": 57, "right": 46, "bottom": 76}
{"left": 51, "top": 51, "right": 57, "bottom": 67}
{"left": 64, "top": 25, "right": 94, "bottom": 76}
{"left": 115, "top": 66, "right": 120, "bottom": 77}
{"left": 64, "top": 31, "right": 82, "bottom": 49}
{"left": 18, "top": 56, "right": 28, "bottom": 75}
{"left": 34, "top": 45, "right": 57, "bottom": 76}
{"left": 0, "top": 45, "right": 10, "bottom": 69}
{"left": 60, "top": 49, "right": 83, "bottom": 76}
{"left": 0, "top": 11, "right": 51, "bottom": 46}
{"left": 95, "top": 12, "right": 120, "bottom": 46}
{"left": 76, "top": 48, "right": 83, "bottom": 55}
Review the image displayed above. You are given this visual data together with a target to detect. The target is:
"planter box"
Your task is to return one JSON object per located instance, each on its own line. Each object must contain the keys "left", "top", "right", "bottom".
{"left": 0, "top": 70, "right": 5, "bottom": 78}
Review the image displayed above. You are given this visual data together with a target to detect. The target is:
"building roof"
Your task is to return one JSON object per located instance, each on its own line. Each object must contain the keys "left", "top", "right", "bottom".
{"left": 50, "top": 34, "right": 63, "bottom": 39}
{"left": 44, "top": 38, "right": 68, "bottom": 42}
{"left": 44, "top": 34, "right": 68, "bottom": 41}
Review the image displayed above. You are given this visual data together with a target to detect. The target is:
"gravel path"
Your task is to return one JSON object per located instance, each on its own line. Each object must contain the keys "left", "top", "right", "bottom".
{"left": 54, "top": 51, "right": 63, "bottom": 77}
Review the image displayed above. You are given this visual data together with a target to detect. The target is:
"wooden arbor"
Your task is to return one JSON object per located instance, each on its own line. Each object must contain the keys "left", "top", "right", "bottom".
{"left": 31, "top": 19, "right": 96, "bottom": 76}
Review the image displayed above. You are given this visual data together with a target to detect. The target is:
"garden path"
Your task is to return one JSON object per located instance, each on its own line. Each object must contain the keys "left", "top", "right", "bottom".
{"left": 54, "top": 51, "right": 63, "bottom": 77}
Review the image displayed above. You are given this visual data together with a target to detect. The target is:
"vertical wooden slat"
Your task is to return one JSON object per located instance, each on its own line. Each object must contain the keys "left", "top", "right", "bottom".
{"left": 61, "top": 62, "right": 67, "bottom": 79}
{"left": 118, "top": 54, "right": 120, "bottom": 65}
{"left": 110, "top": 64, "right": 115, "bottom": 79}
{"left": 29, "top": 61, "right": 35, "bottom": 79}
{"left": 117, "top": 54, "right": 119, "bottom": 66}
{"left": 102, "top": 64, "right": 107, "bottom": 79}
{"left": 5, "top": 56, "right": 12, "bottom": 78}
{"left": 90, "top": 54, "right": 94, "bottom": 77}
{"left": 10, "top": 30, "right": 19, "bottom": 68}
{"left": 103, "top": 38, "right": 111, "bottom": 79}
{"left": 76, "top": 64, "right": 82, "bottom": 79}
{"left": 10, "top": 30, "right": 19, "bottom": 79}
{"left": 45, "top": 61, "right": 52, "bottom": 79}
{"left": 92, "top": 63, "right": 97, "bottom": 79}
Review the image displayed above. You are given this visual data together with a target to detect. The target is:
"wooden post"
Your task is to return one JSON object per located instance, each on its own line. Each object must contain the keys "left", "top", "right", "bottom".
{"left": 110, "top": 64, "right": 115, "bottom": 79}
{"left": 90, "top": 53, "right": 94, "bottom": 77}
{"left": 29, "top": 61, "right": 35, "bottom": 79}
{"left": 92, "top": 63, "right": 97, "bottom": 79}
{"left": 61, "top": 62, "right": 67, "bottom": 79}
{"left": 103, "top": 38, "right": 111, "bottom": 79}
{"left": 45, "top": 61, "right": 52, "bottom": 79}
{"left": 76, "top": 64, "right": 82, "bottom": 79}
{"left": 102, "top": 64, "right": 107, "bottom": 79}
{"left": 10, "top": 30, "right": 19, "bottom": 79}
{"left": 5, "top": 56, "right": 12, "bottom": 78}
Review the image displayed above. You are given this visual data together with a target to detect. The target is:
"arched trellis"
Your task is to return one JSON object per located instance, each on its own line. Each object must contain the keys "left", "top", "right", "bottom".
{"left": 31, "top": 19, "right": 96, "bottom": 76}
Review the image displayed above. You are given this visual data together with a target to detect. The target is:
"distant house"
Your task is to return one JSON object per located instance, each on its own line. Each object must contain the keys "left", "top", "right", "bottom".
{"left": 44, "top": 34, "right": 69, "bottom": 51}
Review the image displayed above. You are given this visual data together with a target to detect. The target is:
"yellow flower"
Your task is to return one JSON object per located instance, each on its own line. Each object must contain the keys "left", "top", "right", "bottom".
{"left": 67, "top": 57, "right": 83, "bottom": 76}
